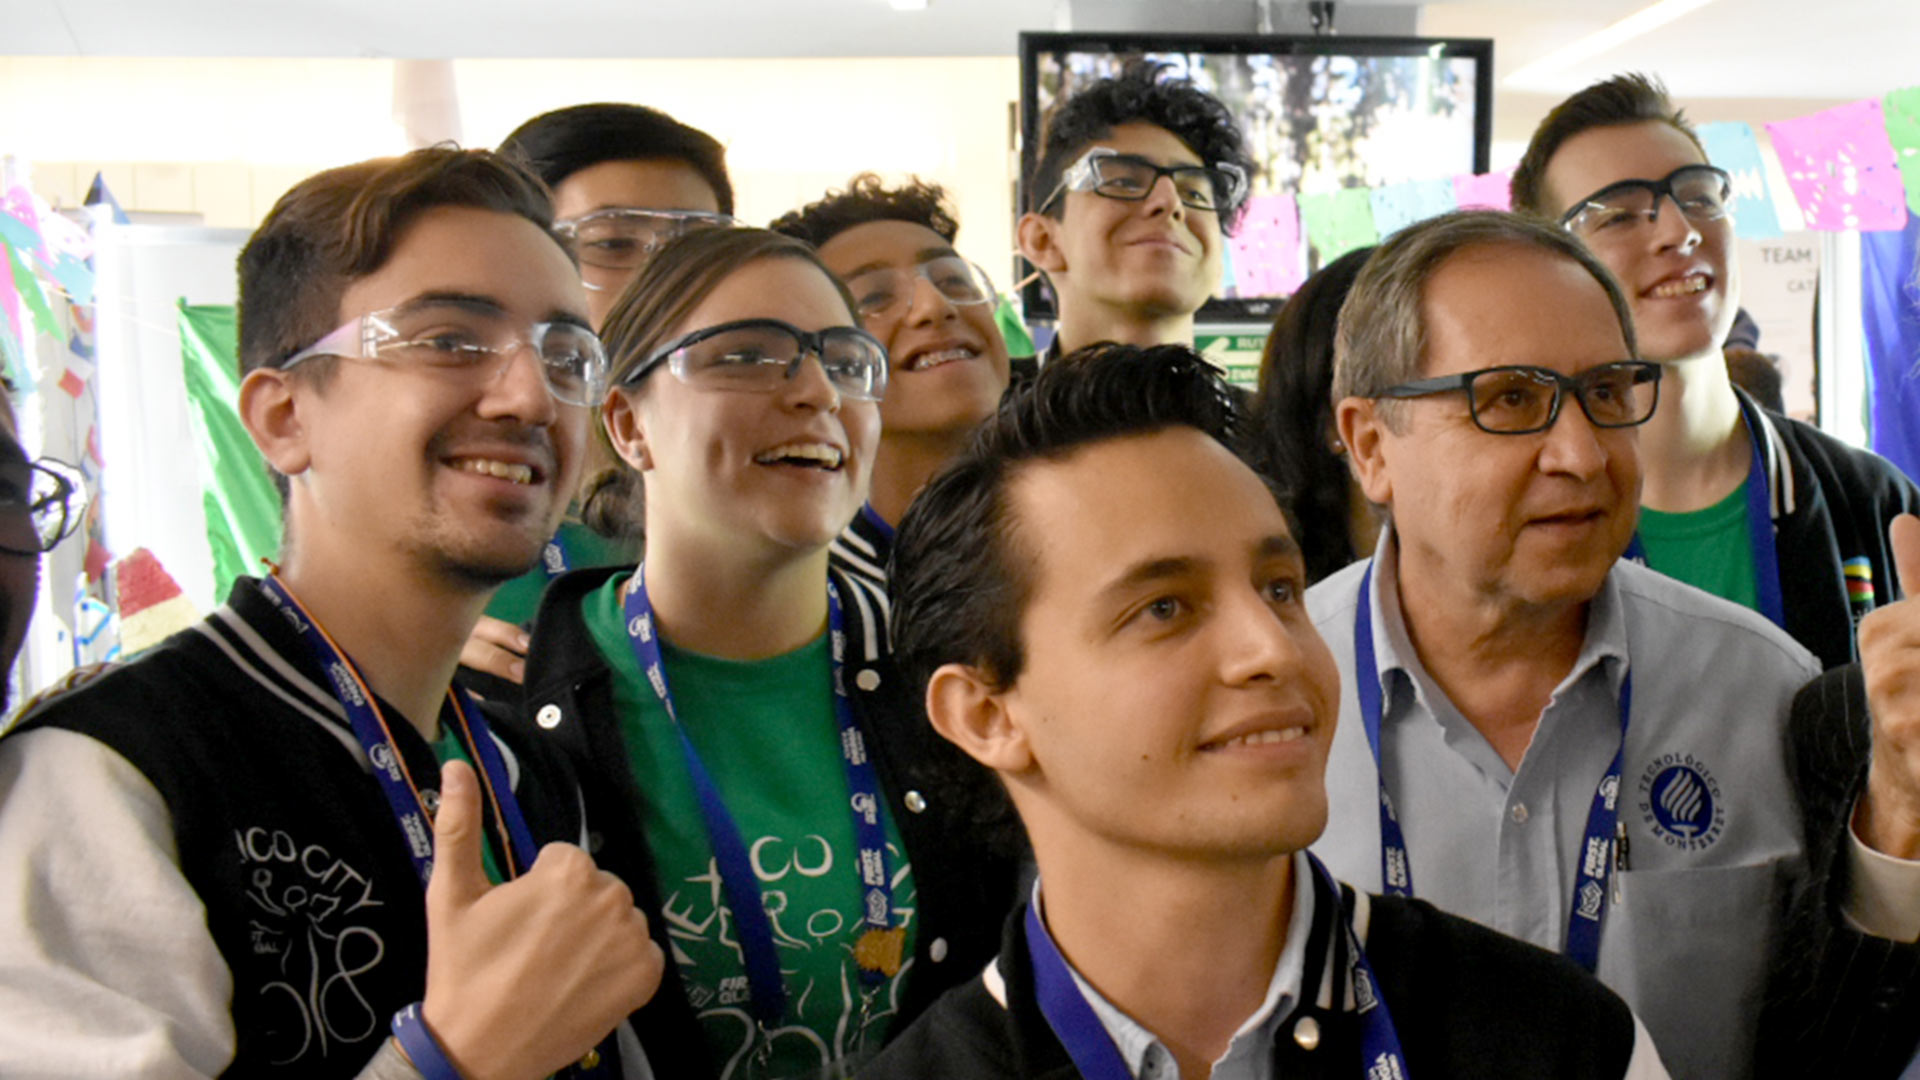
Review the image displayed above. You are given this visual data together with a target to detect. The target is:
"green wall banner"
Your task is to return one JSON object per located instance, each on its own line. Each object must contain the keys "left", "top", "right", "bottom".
{"left": 178, "top": 302, "right": 280, "bottom": 599}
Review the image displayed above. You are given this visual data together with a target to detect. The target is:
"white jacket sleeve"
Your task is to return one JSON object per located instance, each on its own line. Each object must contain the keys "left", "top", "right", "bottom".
{"left": 0, "top": 726, "right": 236, "bottom": 1077}
{"left": 0, "top": 727, "right": 649, "bottom": 1080}
{"left": 1623, "top": 1012, "right": 1674, "bottom": 1080}
{"left": 1844, "top": 802, "right": 1920, "bottom": 942}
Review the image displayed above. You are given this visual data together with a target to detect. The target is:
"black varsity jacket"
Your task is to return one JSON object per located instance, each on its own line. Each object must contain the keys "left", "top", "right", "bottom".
{"left": 862, "top": 865, "right": 1649, "bottom": 1079}
{"left": 1757, "top": 664, "right": 1920, "bottom": 1078}
{"left": 6, "top": 577, "right": 604, "bottom": 1078}
{"left": 829, "top": 503, "right": 895, "bottom": 589}
{"left": 514, "top": 564, "right": 1021, "bottom": 1078}
{"left": 1742, "top": 389, "right": 1920, "bottom": 670}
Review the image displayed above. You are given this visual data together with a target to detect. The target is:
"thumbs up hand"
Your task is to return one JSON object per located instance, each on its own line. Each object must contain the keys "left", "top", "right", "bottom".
{"left": 418, "top": 760, "right": 665, "bottom": 1080}
{"left": 1859, "top": 515, "right": 1920, "bottom": 859}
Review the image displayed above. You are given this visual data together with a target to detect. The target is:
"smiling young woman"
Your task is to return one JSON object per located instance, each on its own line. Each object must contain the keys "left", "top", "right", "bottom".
{"left": 510, "top": 227, "right": 1017, "bottom": 1079}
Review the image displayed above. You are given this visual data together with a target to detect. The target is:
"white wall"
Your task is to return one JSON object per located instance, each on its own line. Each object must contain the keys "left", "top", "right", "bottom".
{"left": 4, "top": 56, "right": 1022, "bottom": 274}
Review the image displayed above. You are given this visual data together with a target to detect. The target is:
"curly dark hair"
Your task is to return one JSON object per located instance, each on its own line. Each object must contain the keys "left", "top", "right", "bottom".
{"left": 1250, "top": 245, "right": 1375, "bottom": 584}
{"left": 768, "top": 173, "right": 958, "bottom": 248}
{"left": 1510, "top": 73, "right": 1705, "bottom": 218}
{"left": 1027, "top": 60, "right": 1255, "bottom": 232}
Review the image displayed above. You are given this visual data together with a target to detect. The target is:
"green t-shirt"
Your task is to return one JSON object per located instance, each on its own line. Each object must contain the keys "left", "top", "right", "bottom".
{"left": 431, "top": 725, "right": 507, "bottom": 888}
{"left": 484, "top": 517, "right": 639, "bottom": 626}
{"left": 1638, "top": 479, "right": 1761, "bottom": 613}
{"left": 584, "top": 573, "right": 916, "bottom": 1078}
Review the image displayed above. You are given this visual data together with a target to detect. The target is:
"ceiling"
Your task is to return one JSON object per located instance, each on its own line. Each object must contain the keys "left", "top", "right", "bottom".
{"left": 5, "top": 0, "right": 1914, "bottom": 103}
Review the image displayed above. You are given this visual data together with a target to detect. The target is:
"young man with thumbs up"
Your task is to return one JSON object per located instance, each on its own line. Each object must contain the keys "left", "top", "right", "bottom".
{"left": 0, "top": 149, "right": 664, "bottom": 1078}
{"left": 1765, "top": 513, "right": 1920, "bottom": 1076}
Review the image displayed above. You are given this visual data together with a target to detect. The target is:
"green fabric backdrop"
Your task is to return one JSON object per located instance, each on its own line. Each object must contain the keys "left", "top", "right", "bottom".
{"left": 178, "top": 301, "right": 281, "bottom": 598}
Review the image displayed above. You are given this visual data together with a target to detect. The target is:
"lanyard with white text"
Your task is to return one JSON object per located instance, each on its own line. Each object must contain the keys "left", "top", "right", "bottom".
{"left": 621, "top": 568, "right": 901, "bottom": 1034}
{"left": 540, "top": 532, "right": 572, "bottom": 581}
{"left": 1023, "top": 856, "right": 1412, "bottom": 1080}
{"left": 1353, "top": 563, "right": 1628, "bottom": 973}
{"left": 1309, "top": 852, "right": 1411, "bottom": 1079}
{"left": 256, "top": 575, "right": 536, "bottom": 888}
{"left": 1623, "top": 407, "right": 1784, "bottom": 629}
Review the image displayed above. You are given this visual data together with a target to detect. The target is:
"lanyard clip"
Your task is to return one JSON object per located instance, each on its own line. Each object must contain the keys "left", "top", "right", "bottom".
{"left": 1612, "top": 821, "right": 1630, "bottom": 905}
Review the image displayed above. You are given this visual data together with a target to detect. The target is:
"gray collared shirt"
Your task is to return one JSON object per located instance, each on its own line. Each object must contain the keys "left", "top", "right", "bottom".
{"left": 1307, "top": 536, "right": 1818, "bottom": 1080}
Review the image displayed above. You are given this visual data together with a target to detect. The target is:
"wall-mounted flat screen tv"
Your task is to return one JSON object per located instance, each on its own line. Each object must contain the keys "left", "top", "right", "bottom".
{"left": 1020, "top": 31, "right": 1493, "bottom": 322}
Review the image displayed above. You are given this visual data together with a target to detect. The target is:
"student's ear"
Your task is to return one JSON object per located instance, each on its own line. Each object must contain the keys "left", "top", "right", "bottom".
{"left": 602, "top": 389, "right": 653, "bottom": 473}
{"left": 1336, "top": 395, "right": 1393, "bottom": 506}
{"left": 1016, "top": 211, "right": 1069, "bottom": 276}
{"left": 238, "top": 367, "right": 311, "bottom": 479}
{"left": 926, "top": 663, "right": 1033, "bottom": 774}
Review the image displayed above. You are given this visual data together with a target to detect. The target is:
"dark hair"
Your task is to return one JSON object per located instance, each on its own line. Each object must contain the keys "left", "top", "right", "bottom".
{"left": 1724, "top": 346, "right": 1786, "bottom": 414}
{"left": 892, "top": 342, "right": 1244, "bottom": 693}
{"left": 769, "top": 173, "right": 958, "bottom": 248}
{"left": 499, "top": 103, "right": 734, "bottom": 216}
{"left": 1252, "top": 246, "right": 1375, "bottom": 583}
{"left": 1510, "top": 73, "right": 1706, "bottom": 218}
{"left": 236, "top": 147, "right": 564, "bottom": 497}
{"left": 889, "top": 342, "right": 1249, "bottom": 846}
{"left": 238, "top": 147, "right": 561, "bottom": 379}
{"left": 1026, "top": 60, "right": 1255, "bottom": 232}
{"left": 579, "top": 226, "right": 857, "bottom": 536}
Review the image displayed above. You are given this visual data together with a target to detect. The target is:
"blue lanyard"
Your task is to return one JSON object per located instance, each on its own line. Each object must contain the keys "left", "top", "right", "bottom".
{"left": 621, "top": 568, "right": 899, "bottom": 1033}
{"left": 256, "top": 575, "right": 537, "bottom": 888}
{"left": 1623, "top": 407, "right": 1784, "bottom": 629}
{"left": 1309, "top": 852, "right": 1410, "bottom": 1079}
{"left": 540, "top": 532, "right": 571, "bottom": 581}
{"left": 1024, "top": 900, "right": 1133, "bottom": 1080}
{"left": 1024, "top": 853, "right": 1411, "bottom": 1078}
{"left": 1739, "top": 405, "right": 1786, "bottom": 628}
{"left": 1353, "top": 563, "right": 1628, "bottom": 973}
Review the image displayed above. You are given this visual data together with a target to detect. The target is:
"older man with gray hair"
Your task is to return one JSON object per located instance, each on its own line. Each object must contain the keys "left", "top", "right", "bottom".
{"left": 1302, "top": 210, "right": 1920, "bottom": 1079}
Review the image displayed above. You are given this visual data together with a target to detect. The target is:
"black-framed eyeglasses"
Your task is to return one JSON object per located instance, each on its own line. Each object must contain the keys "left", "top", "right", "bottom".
{"left": 555, "top": 208, "right": 740, "bottom": 284}
{"left": 0, "top": 457, "right": 87, "bottom": 557}
{"left": 1040, "top": 147, "right": 1249, "bottom": 215}
{"left": 622, "top": 318, "right": 889, "bottom": 402}
{"left": 844, "top": 255, "right": 997, "bottom": 328}
{"left": 1559, "top": 165, "right": 1732, "bottom": 240}
{"left": 282, "top": 302, "right": 609, "bottom": 407}
{"left": 1376, "top": 361, "right": 1663, "bottom": 435}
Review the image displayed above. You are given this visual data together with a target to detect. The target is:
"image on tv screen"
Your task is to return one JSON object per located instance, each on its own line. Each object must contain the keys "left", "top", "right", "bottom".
{"left": 1026, "top": 40, "right": 1488, "bottom": 316}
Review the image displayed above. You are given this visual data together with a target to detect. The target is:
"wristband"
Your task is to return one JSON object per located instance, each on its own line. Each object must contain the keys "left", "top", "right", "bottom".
{"left": 390, "top": 1002, "right": 467, "bottom": 1080}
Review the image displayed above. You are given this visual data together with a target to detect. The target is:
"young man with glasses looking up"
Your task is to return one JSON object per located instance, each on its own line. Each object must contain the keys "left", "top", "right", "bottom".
{"left": 1303, "top": 210, "right": 1920, "bottom": 1079}
{"left": 0, "top": 148, "right": 664, "bottom": 1079}
{"left": 1018, "top": 62, "right": 1255, "bottom": 358}
{"left": 461, "top": 104, "right": 738, "bottom": 694}
{"left": 1511, "top": 73, "right": 1920, "bottom": 672}
{"left": 772, "top": 174, "right": 1014, "bottom": 584}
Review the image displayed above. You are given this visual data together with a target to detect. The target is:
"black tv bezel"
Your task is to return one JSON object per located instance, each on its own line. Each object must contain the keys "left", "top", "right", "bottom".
{"left": 1017, "top": 30, "right": 1495, "bottom": 324}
